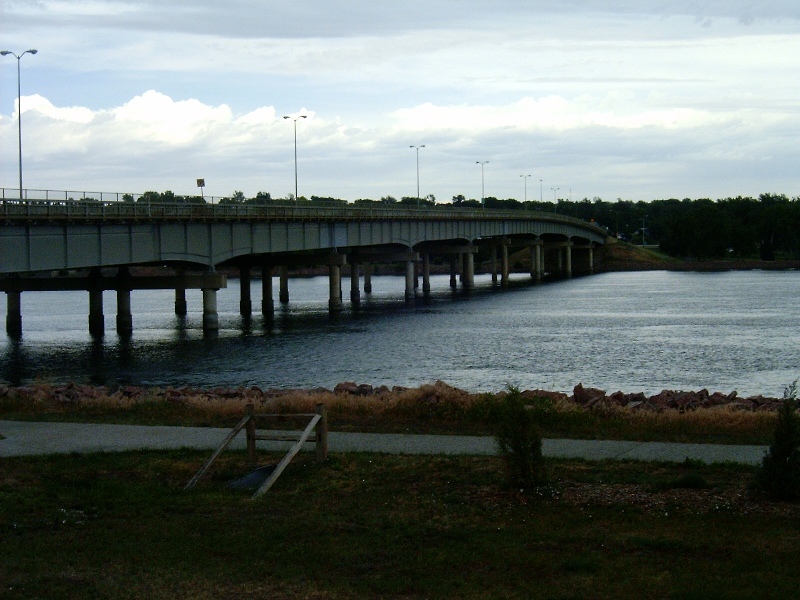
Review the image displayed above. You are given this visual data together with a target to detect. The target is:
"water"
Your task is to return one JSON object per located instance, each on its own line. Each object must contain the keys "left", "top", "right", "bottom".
{"left": 1, "top": 270, "right": 799, "bottom": 397}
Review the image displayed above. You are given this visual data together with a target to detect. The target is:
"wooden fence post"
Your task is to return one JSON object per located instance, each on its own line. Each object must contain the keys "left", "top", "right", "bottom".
{"left": 315, "top": 403, "right": 328, "bottom": 463}
{"left": 245, "top": 402, "right": 256, "bottom": 464}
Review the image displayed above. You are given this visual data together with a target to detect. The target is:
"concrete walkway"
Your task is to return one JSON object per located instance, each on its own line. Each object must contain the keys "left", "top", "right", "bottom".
{"left": 0, "top": 420, "right": 768, "bottom": 465}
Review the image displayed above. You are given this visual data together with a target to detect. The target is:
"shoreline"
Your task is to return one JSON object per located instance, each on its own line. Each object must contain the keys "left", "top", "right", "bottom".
{"left": 0, "top": 380, "right": 786, "bottom": 412}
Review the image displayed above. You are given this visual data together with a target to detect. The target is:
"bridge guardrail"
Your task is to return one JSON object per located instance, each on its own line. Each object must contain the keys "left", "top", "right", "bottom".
{"left": 0, "top": 198, "right": 606, "bottom": 231}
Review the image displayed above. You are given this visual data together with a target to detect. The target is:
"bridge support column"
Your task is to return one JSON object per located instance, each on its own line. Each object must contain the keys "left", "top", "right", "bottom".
{"left": 490, "top": 246, "right": 498, "bottom": 285}
{"left": 202, "top": 288, "right": 219, "bottom": 332}
{"left": 531, "top": 242, "right": 543, "bottom": 283}
{"left": 329, "top": 263, "right": 342, "bottom": 312}
{"left": 239, "top": 266, "right": 252, "bottom": 316}
{"left": 566, "top": 242, "right": 573, "bottom": 278}
{"left": 174, "top": 269, "right": 187, "bottom": 316}
{"left": 115, "top": 268, "right": 133, "bottom": 337}
{"left": 589, "top": 245, "right": 594, "bottom": 274}
{"left": 350, "top": 262, "right": 361, "bottom": 305}
{"left": 279, "top": 266, "right": 289, "bottom": 303}
{"left": 501, "top": 241, "right": 510, "bottom": 287}
{"left": 6, "top": 291, "right": 22, "bottom": 338}
{"left": 422, "top": 253, "right": 431, "bottom": 296}
{"left": 449, "top": 256, "right": 458, "bottom": 289}
{"left": 116, "top": 289, "right": 132, "bottom": 337}
{"left": 88, "top": 269, "right": 104, "bottom": 338}
{"left": 363, "top": 264, "right": 373, "bottom": 294}
{"left": 261, "top": 264, "right": 274, "bottom": 318}
{"left": 464, "top": 250, "right": 475, "bottom": 290}
{"left": 405, "top": 259, "right": 416, "bottom": 301}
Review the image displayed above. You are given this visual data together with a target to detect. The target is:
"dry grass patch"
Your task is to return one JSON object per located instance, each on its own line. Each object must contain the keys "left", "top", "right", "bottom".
{"left": 0, "top": 380, "right": 780, "bottom": 444}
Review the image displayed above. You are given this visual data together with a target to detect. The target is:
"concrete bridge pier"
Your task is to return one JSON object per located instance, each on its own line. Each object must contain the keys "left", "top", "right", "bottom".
{"left": 405, "top": 259, "right": 416, "bottom": 301}
{"left": 363, "top": 264, "right": 373, "bottom": 294}
{"left": 202, "top": 287, "right": 219, "bottom": 332}
{"left": 175, "top": 268, "right": 187, "bottom": 316}
{"left": 350, "top": 262, "right": 361, "bottom": 305}
{"left": 422, "top": 253, "right": 431, "bottom": 296}
{"left": 239, "top": 265, "right": 252, "bottom": 317}
{"left": 449, "top": 256, "right": 458, "bottom": 289}
{"left": 261, "top": 263, "right": 274, "bottom": 318}
{"left": 115, "top": 267, "right": 133, "bottom": 337}
{"left": 88, "top": 269, "right": 105, "bottom": 338}
{"left": 500, "top": 239, "right": 510, "bottom": 287}
{"left": 566, "top": 241, "right": 573, "bottom": 278}
{"left": 329, "top": 263, "right": 342, "bottom": 312}
{"left": 6, "top": 291, "right": 22, "bottom": 338}
{"left": 279, "top": 266, "right": 289, "bottom": 303}
{"left": 490, "top": 246, "right": 498, "bottom": 285}
{"left": 464, "top": 249, "right": 475, "bottom": 290}
{"left": 530, "top": 241, "right": 543, "bottom": 282}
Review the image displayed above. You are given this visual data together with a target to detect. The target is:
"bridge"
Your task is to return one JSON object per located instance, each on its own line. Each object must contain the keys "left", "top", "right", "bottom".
{"left": 0, "top": 197, "right": 608, "bottom": 337}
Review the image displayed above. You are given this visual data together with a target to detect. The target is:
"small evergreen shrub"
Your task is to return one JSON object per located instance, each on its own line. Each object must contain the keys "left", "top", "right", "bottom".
{"left": 756, "top": 380, "right": 800, "bottom": 501}
{"left": 494, "top": 387, "right": 546, "bottom": 489}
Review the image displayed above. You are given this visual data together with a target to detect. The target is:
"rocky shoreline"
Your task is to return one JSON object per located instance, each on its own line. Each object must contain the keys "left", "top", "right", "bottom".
{"left": 0, "top": 380, "right": 786, "bottom": 412}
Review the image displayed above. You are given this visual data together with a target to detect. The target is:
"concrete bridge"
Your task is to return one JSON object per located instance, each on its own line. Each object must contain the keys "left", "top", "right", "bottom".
{"left": 0, "top": 199, "right": 608, "bottom": 337}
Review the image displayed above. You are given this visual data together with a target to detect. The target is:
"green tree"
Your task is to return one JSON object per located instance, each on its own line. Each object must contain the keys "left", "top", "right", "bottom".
{"left": 494, "top": 388, "right": 546, "bottom": 490}
{"left": 756, "top": 381, "right": 800, "bottom": 500}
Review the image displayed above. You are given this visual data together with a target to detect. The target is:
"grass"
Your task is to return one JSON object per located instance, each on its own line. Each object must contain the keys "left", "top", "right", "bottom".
{"left": 0, "top": 382, "right": 779, "bottom": 445}
{"left": 1, "top": 450, "right": 798, "bottom": 599}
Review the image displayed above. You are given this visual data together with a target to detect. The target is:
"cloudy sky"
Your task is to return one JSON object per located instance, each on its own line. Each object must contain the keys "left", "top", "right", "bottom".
{"left": 1, "top": 1, "right": 799, "bottom": 203}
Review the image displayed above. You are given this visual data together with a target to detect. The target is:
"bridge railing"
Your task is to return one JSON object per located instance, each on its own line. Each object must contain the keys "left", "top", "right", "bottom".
{"left": 0, "top": 188, "right": 608, "bottom": 237}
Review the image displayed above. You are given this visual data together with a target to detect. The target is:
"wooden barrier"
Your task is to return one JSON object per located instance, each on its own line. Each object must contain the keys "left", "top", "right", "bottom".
{"left": 185, "top": 403, "right": 327, "bottom": 498}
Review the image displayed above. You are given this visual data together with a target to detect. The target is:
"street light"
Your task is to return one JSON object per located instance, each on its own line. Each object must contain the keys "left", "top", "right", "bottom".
{"left": 539, "top": 178, "right": 543, "bottom": 202}
{"left": 283, "top": 114, "right": 307, "bottom": 203}
{"left": 520, "top": 174, "right": 531, "bottom": 204}
{"left": 551, "top": 187, "right": 560, "bottom": 213}
{"left": 410, "top": 145, "right": 425, "bottom": 206}
{"left": 476, "top": 161, "right": 489, "bottom": 207}
{"left": 1, "top": 49, "right": 37, "bottom": 201}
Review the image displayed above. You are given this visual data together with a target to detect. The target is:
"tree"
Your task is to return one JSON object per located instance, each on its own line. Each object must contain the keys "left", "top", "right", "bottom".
{"left": 756, "top": 381, "right": 800, "bottom": 500}
{"left": 494, "top": 388, "right": 546, "bottom": 490}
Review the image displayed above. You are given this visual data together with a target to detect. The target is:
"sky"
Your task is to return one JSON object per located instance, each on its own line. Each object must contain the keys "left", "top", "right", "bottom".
{"left": 1, "top": 1, "right": 800, "bottom": 204}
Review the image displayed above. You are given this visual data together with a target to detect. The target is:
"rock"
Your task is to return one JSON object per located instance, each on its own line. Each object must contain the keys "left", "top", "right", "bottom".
{"left": 573, "top": 383, "right": 607, "bottom": 406}
{"left": 334, "top": 381, "right": 360, "bottom": 395}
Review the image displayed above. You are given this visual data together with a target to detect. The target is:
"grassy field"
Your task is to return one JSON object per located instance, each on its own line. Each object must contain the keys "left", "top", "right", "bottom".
{"left": 2, "top": 448, "right": 799, "bottom": 600}
{"left": 2, "top": 384, "right": 798, "bottom": 598}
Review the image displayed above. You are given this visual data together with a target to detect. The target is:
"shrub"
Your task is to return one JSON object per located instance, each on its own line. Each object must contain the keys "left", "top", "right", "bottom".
{"left": 756, "top": 381, "right": 800, "bottom": 501}
{"left": 493, "top": 387, "right": 545, "bottom": 489}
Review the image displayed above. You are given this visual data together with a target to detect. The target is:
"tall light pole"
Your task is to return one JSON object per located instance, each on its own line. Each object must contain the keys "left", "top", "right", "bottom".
{"left": 1, "top": 49, "right": 37, "bottom": 201}
{"left": 476, "top": 161, "right": 488, "bottom": 207}
{"left": 539, "top": 178, "right": 543, "bottom": 202}
{"left": 551, "top": 187, "right": 560, "bottom": 213}
{"left": 410, "top": 145, "right": 425, "bottom": 206}
{"left": 283, "top": 114, "right": 307, "bottom": 203}
{"left": 520, "top": 174, "right": 531, "bottom": 204}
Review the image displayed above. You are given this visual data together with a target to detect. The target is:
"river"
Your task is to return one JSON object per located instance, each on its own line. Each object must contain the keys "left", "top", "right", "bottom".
{"left": 1, "top": 270, "right": 799, "bottom": 397}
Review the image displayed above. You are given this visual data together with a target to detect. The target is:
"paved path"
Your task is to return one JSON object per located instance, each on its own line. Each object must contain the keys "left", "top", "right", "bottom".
{"left": 0, "top": 420, "right": 768, "bottom": 465}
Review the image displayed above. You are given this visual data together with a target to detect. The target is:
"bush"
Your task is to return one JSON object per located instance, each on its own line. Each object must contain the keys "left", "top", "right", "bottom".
{"left": 756, "top": 381, "right": 800, "bottom": 500}
{"left": 494, "top": 388, "right": 545, "bottom": 489}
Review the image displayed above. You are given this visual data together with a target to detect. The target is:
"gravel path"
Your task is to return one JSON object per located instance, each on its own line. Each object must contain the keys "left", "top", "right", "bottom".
{"left": 0, "top": 420, "right": 767, "bottom": 465}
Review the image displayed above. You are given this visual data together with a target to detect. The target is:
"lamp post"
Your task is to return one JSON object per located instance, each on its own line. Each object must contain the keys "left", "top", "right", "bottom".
{"left": 539, "top": 178, "right": 543, "bottom": 202}
{"left": 410, "top": 145, "right": 425, "bottom": 206}
{"left": 1, "top": 49, "right": 37, "bottom": 202}
{"left": 520, "top": 174, "right": 531, "bottom": 204}
{"left": 551, "top": 187, "right": 560, "bottom": 213}
{"left": 283, "top": 114, "right": 307, "bottom": 203}
{"left": 476, "top": 161, "right": 488, "bottom": 207}
{"left": 642, "top": 216, "right": 647, "bottom": 246}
